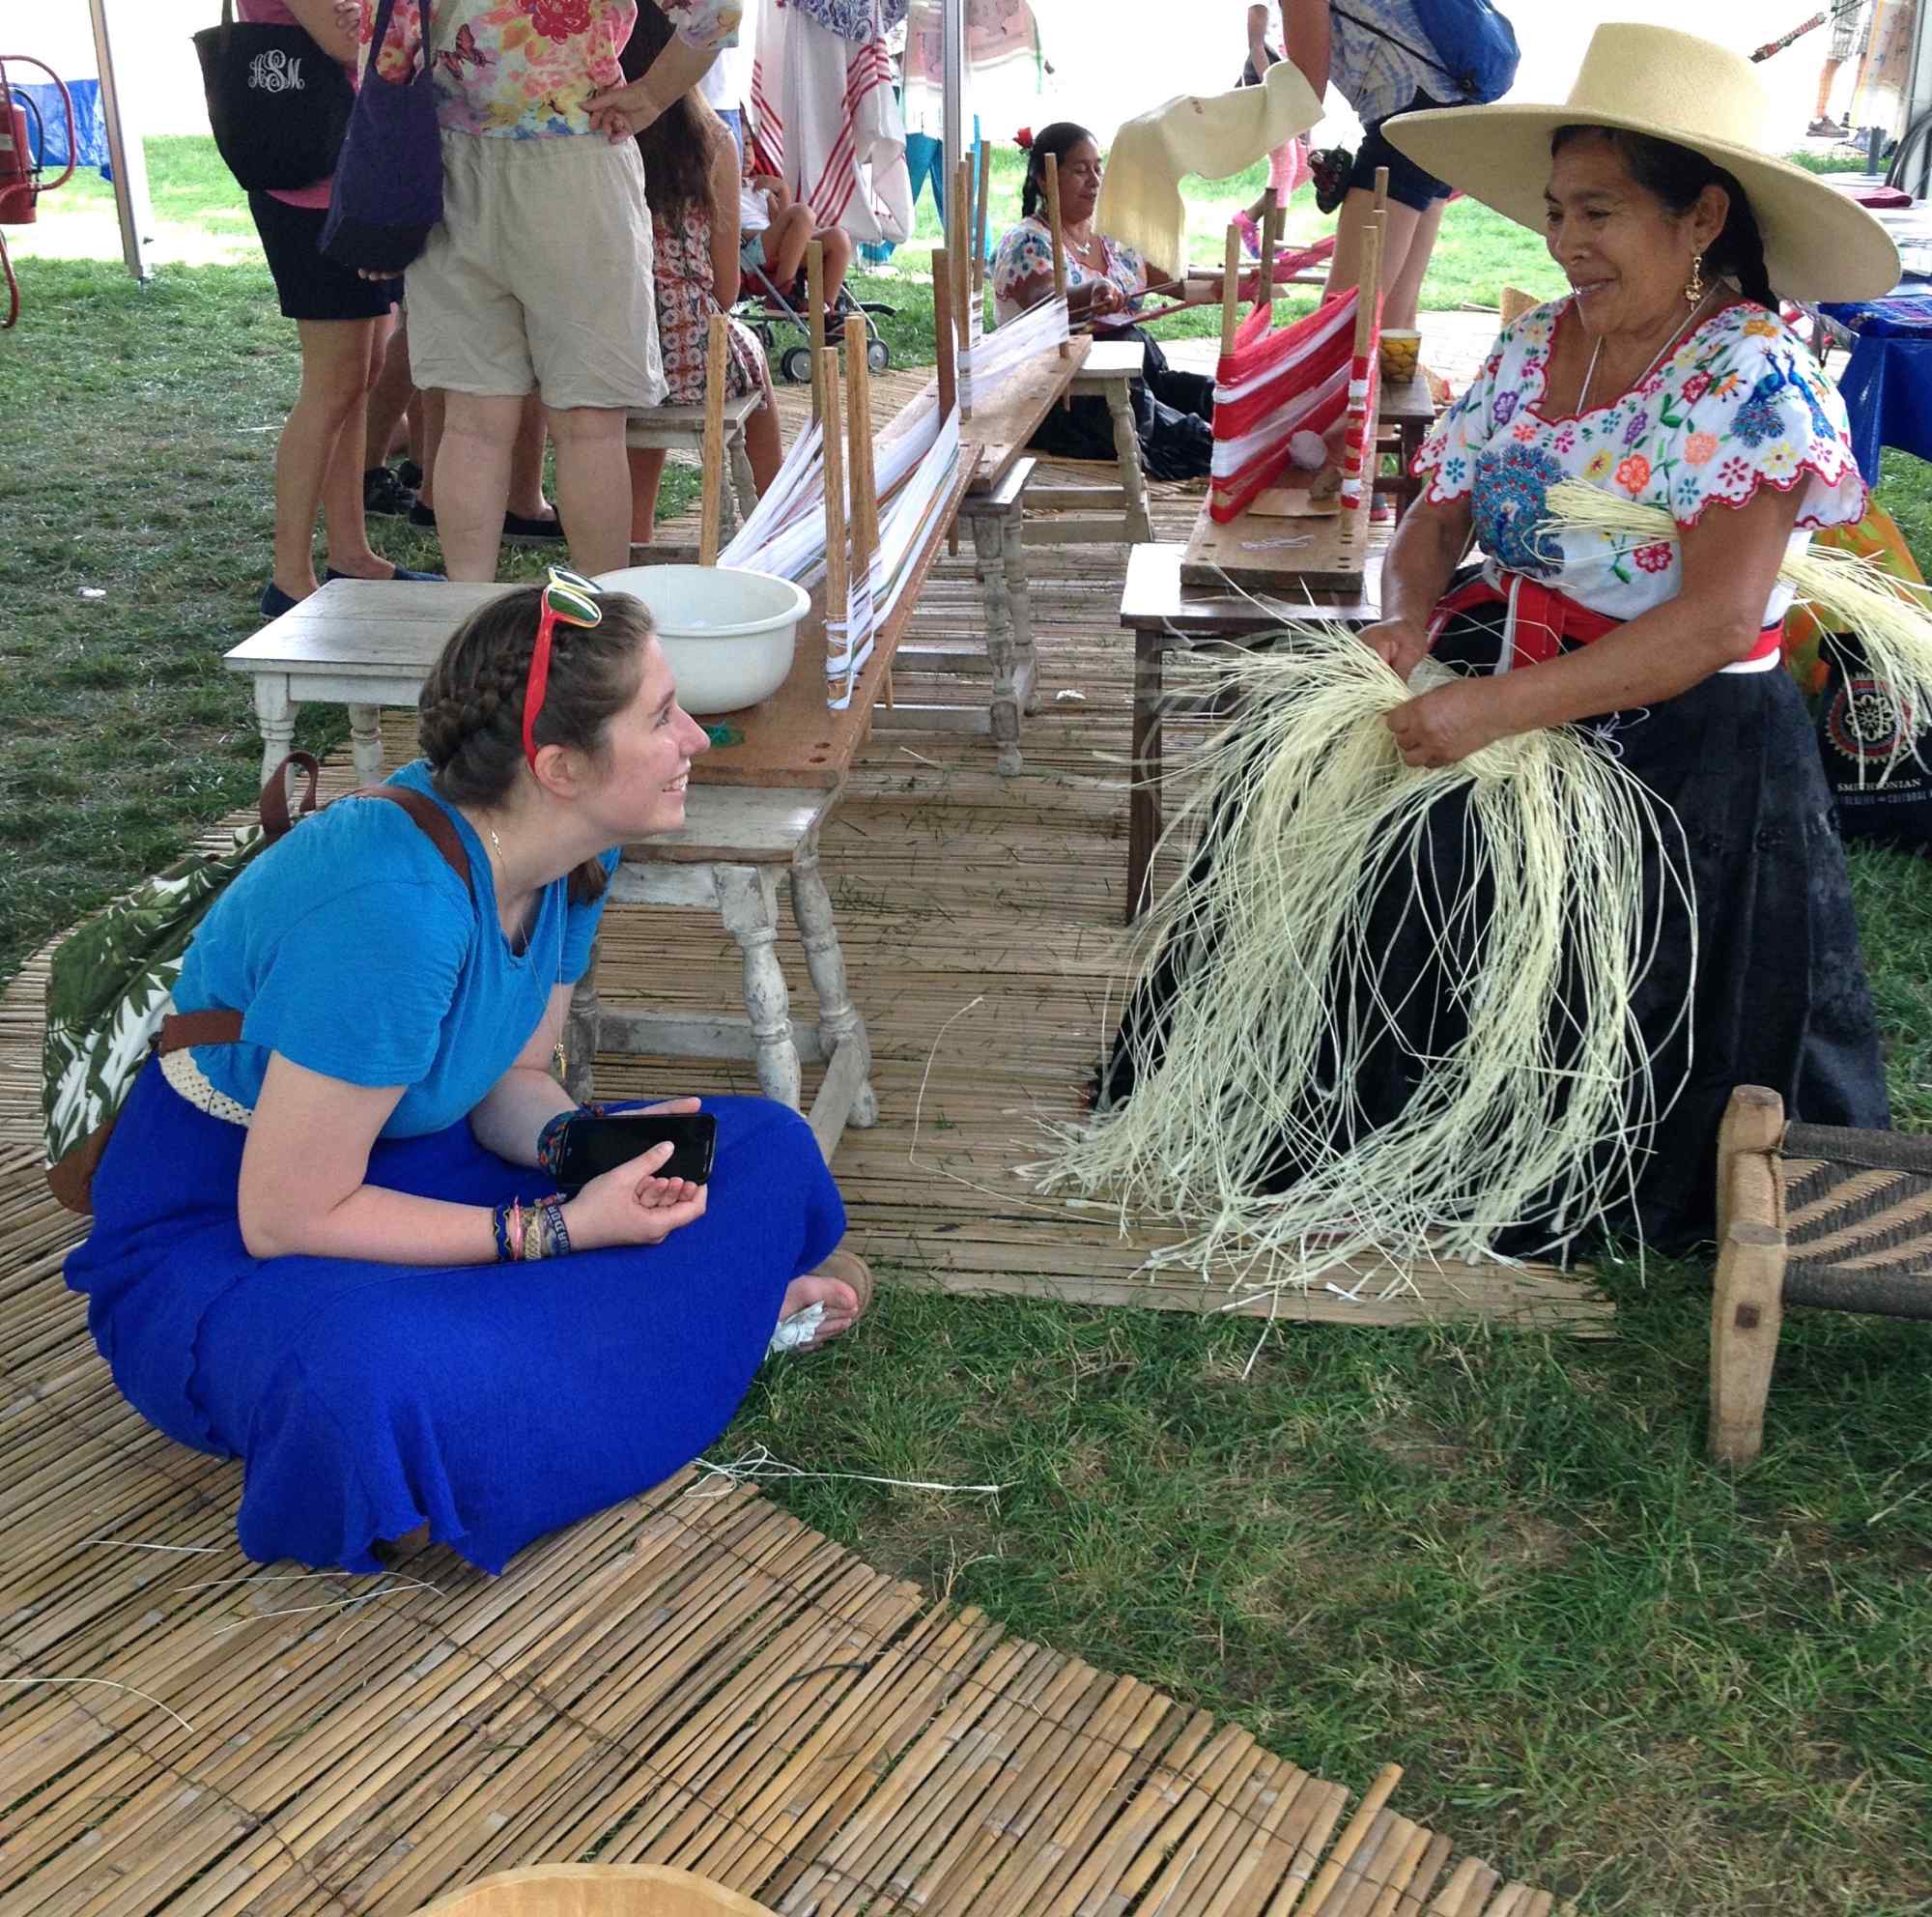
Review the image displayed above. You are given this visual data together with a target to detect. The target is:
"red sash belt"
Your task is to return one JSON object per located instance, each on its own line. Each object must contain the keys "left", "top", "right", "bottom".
{"left": 1428, "top": 574, "right": 1782, "bottom": 671}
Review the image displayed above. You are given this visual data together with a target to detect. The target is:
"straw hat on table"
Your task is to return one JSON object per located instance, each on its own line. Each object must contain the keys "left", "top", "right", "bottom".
{"left": 1380, "top": 23, "right": 1899, "bottom": 301}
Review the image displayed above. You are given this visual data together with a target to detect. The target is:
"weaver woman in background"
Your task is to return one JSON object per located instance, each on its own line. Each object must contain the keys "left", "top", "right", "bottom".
{"left": 992, "top": 124, "right": 1218, "bottom": 482}
{"left": 1096, "top": 27, "right": 1900, "bottom": 1260}
{"left": 67, "top": 577, "right": 868, "bottom": 1573}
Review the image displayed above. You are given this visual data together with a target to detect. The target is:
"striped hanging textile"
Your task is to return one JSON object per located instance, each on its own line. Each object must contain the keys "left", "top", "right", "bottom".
{"left": 1208, "top": 287, "right": 1366, "bottom": 524}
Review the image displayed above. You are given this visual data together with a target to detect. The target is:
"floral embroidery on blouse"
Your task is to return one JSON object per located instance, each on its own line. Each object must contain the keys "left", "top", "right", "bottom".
{"left": 367, "top": 0, "right": 740, "bottom": 137}
{"left": 991, "top": 215, "right": 1146, "bottom": 328}
{"left": 1412, "top": 297, "right": 1865, "bottom": 622}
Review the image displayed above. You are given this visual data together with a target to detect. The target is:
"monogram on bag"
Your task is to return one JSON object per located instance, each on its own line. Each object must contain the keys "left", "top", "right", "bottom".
{"left": 193, "top": 0, "right": 355, "bottom": 193}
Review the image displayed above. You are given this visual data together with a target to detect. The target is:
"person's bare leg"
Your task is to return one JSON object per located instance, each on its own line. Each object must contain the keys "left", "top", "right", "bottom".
{"left": 818, "top": 225, "right": 853, "bottom": 309}
{"left": 321, "top": 320, "right": 403, "bottom": 578}
{"left": 546, "top": 404, "right": 633, "bottom": 575}
{"left": 362, "top": 312, "right": 416, "bottom": 481}
{"left": 744, "top": 398, "right": 781, "bottom": 493}
{"left": 1381, "top": 196, "right": 1446, "bottom": 332}
{"left": 270, "top": 317, "right": 382, "bottom": 599}
{"left": 435, "top": 390, "right": 524, "bottom": 580}
{"left": 767, "top": 204, "right": 813, "bottom": 288}
{"left": 508, "top": 390, "right": 557, "bottom": 523}
{"left": 1322, "top": 187, "right": 1422, "bottom": 307}
{"left": 627, "top": 445, "right": 668, "bottom": 545}
{"left": 418, "top": 387, "right": 444, "bottom": 510}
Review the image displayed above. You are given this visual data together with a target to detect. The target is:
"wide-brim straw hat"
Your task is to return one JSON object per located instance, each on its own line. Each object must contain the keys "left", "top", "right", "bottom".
{"left": 1381, "top": 24, "right": 1899, "bottom": 301}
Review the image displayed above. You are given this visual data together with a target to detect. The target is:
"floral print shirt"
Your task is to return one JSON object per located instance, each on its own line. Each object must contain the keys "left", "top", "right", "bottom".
{"left": 991, "top": 215, "right": 1147, "bottom": 328}
{"left": 367, "top": 0, "right": 741, "bottom": 138}
{"left": 1413, "top": 298, "right": 1865, "bottom": 626}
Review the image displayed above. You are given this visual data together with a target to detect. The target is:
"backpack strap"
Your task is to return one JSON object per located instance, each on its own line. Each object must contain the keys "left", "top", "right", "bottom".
{"left": 154, "top": 782, "right": 474, "bottom": 1058}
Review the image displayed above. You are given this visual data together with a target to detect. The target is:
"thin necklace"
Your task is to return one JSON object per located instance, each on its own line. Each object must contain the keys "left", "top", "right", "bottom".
{"left": 1578, "top": 285, "right": 1717, "bottom": 415}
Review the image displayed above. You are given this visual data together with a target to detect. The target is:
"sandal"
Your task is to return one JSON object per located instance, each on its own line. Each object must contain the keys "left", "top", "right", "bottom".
{"left": 767, "top": 1249, "right": 873, "bottom": 1355}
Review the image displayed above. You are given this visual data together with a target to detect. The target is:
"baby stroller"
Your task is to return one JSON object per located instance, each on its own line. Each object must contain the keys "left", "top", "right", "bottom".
{"left": 735, "top": 253, "right": 895, "bottom": 386}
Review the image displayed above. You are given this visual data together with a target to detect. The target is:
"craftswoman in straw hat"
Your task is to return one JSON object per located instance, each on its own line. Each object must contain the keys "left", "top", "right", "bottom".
{"left": 1104, "top": 25, "right": 1900, "bottom": 1255}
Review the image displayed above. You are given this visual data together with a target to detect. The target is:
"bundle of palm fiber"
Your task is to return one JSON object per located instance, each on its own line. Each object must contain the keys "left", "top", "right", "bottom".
{"left": 1541, "top": 478, "right": 1932, "bottom": 781}
{"left": 1033, "top": 624, "right": 1692, "bottom": 1294}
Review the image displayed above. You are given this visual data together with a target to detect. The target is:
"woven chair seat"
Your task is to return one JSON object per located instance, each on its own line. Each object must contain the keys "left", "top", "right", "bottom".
{"left": 1778, "top": 1122, "right": 1932, "bottom": 1316}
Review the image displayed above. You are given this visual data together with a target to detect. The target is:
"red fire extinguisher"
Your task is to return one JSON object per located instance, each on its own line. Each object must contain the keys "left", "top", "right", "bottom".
{"left": 0, "top": 55, "right": 78, "bottom": 327}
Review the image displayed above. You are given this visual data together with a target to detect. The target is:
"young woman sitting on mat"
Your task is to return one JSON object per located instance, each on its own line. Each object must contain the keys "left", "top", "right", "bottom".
{"left": 68, "top": 574, "right": 869, "bottom": 1575}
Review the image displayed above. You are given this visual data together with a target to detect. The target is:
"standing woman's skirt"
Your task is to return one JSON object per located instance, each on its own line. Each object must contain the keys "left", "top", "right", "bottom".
{"left": 1102, "top": 608, "right": 1891, "bottom": 1254}
{"left": 66, "top": 1065, "right": 845, "bottom": 1572}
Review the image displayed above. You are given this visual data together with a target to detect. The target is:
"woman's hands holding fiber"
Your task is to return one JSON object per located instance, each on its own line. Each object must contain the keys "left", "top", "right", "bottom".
{"left": 1385, "top": 677, "right": 1506, "bottom": 768}
{"left": 1358, "top": 617, "right": 1432, "bottom": 681}
{"left": 561, "top": 1147, "right": 708, "bottom": 1250}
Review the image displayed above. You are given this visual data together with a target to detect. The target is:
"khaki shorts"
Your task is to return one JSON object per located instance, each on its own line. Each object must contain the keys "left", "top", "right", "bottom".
{"left": 406, "top": 129, "right": 666, "bottom": 412}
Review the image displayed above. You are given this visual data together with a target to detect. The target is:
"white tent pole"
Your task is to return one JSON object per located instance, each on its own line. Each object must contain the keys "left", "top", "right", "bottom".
{"left": 941, "top": 0, "right": 965, "bottom": 202}
{"left": 87, "top": 0, "right": 155, "bottom": 283}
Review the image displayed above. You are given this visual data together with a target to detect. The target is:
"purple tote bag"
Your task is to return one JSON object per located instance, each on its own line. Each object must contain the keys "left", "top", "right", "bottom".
{"left": 320, "top": 0, "right": 442, "bottom": 274}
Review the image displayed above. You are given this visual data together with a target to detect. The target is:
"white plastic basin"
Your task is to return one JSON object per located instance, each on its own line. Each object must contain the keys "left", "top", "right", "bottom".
{"left": 594, "top": 565, "right": 809, "bottom": 715}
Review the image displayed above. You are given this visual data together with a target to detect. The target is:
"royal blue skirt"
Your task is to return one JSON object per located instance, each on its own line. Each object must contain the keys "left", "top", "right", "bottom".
{"left": 66, "top": 1061, "right": 846, "bottom": 1573}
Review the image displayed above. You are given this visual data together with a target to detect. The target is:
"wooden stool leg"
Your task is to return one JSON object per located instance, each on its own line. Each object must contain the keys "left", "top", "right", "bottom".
{"left": 971, "top": 507, "right": 1024, "bottom": 777}
{"left": 726, "top": 426, "right": 758, "bottom": 529}
{"left": 1002, "top": 505, "right": 1040, "bottom": 715}
{"left": 1710, "top": 1085, "right": 1789, "bottom": 1469}
{"left": 1710, "top": 1222, "right": 1786, "bottom": 1470}
{"left": 563, "top": 932, "right": 603, "bottom": 1104}
{"left": 788, "top": 845, "right": 879, "bottom": 1131}
{"left": 348, "top": 704, "right": 384, "bottom": 786}
{"left": 716, "top": 863, "right": 804, "bottom": 1111}
{"left": 718, "top": 447, "right": 742, "bottom": 541}
{"left": 1106, "top": 382, "right": 1153, "bottom": 544}
{"left": 253, "top": 675, "right": 296, "bottom": 788}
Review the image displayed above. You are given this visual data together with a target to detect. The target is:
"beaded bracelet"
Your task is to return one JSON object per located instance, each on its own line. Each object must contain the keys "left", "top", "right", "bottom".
{"left": 536, "top": 1103, "right": 613, "bottom": 1179}
{"left": 541, "top": 1195, "right": 573, "bottom": 1258}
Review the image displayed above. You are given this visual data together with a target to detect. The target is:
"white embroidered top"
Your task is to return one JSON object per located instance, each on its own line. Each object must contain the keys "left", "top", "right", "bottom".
{"left": 1412, "top": 297, "right": 1866, "bottom": 627}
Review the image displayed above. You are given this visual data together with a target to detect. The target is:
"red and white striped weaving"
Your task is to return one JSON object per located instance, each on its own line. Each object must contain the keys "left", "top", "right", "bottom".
{"left": 1208, "top": 287, "right": 1379, "bottom": 524}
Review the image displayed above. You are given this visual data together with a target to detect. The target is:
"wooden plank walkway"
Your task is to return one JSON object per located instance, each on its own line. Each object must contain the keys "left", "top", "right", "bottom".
{"left": 0, "top": 358, "right": 1608, "bottom": 1333}
{"left": 0, "top": 1143, "right": 1562, "bottom": 1914}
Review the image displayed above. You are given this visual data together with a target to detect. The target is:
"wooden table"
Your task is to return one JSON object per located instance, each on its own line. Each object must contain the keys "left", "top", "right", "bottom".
{"left": 223, "top": 449, "right": 980, "bottom": 1159}
{"left": 1376, "top": 371, "right": 1438, "bottom": 523}
{"left": 1020, "top": 335, "right": 1153, "bottom": 547}
{"left": 1117, "top": 541, "right": 1383, "bottom": 921}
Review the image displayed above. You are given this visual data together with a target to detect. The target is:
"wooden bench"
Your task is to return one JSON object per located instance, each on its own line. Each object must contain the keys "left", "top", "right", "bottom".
{"left": 1020, "top": 336, "right": 1153, "bottom": 548}
{"left": 626, "top": 390, "right": 763, "bottom": 540}
{"left": 1710, "top": 1084, "right": 1932, "bottom": 1467}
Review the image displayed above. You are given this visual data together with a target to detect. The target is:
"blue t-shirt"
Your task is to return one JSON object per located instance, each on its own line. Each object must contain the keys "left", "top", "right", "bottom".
{"left": 173, "top": 761, "right": 618, "bottom": 1137}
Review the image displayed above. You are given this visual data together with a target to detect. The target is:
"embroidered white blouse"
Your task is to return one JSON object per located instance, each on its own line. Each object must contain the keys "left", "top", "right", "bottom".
{"left": 1412, "top": 297, "right": 1866, "bottom": 629}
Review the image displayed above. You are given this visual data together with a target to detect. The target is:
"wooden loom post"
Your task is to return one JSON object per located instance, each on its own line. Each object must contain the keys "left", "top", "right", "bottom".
{"left": 699, "top": 313, "right": 727, "bottom": 566}
{"left": 1339, "top": 216, "right": 1381, "bottom": 557}
{"left": 1258, "top": 184, "right": 1282, "bottom": 308}
{"left": 933, "top": 245, "right": 957, "bottom": 420}
{"left": 1219, "top": 221, "right": 1242, "bottom": 358}
{"left": 951, "top": 158, "right": 973, "bottom": 357}
{"left": 819, "top": 346, "right": 850, "bottom": 707}
{"left": 843, "top": 313, "right": 889, "bottom": 707}
{"left": 1043, "top": 152, "right": 1068, "bottom": 358}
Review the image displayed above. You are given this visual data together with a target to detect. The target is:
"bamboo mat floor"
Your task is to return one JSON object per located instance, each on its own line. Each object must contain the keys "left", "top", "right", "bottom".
{"left": 0, "top": 1138, "right": 1559, "bottom": 1915}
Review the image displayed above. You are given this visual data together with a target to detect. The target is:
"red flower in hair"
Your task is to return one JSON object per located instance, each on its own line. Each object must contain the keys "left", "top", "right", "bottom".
{"left": 1015, "top": 127, "right": 1034, "bottom": 151}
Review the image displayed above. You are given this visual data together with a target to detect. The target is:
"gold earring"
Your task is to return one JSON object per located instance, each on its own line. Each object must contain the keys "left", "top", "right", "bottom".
{"left": 1686, "top": 253, "right": 1705, "bottom": 305}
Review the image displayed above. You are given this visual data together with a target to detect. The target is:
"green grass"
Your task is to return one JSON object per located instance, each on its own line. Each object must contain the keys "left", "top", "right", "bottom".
{"left": 6, "top": 141, "right": 1932, "bottom": 1915}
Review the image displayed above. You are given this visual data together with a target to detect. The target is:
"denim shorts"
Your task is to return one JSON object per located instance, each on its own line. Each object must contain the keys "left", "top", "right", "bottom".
{"left": 1350, "top": 89, "right": 1455, "bottom": 212}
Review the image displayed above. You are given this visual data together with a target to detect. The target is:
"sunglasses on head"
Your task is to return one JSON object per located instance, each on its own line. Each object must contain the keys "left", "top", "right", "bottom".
{"left": 524, "top": 566, "right": 603, "bottom": 770}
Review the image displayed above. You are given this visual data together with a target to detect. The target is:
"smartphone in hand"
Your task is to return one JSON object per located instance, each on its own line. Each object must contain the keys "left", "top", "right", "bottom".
{"left": 552, "top": 1112, "right": 717, "bottom": 1189}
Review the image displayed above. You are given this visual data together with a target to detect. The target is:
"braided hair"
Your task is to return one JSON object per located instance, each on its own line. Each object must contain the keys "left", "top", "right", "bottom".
{"left": 1020, "top": 122, "right": 1097, "bottom": 221}
{"left": 1550, "top": 125, "right": 1776, "bottom": 309}
{"left": 417, "top": 586, "right": 657, "bottom": 901}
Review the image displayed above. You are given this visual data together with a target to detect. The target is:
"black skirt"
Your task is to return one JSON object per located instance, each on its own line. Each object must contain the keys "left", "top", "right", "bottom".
{"left": 1026, "top": 325, "right": 1215, "bottom": 481}
{"left": 1100, "top": 609, "right": 1892, "bottom": 1256}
